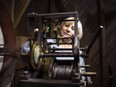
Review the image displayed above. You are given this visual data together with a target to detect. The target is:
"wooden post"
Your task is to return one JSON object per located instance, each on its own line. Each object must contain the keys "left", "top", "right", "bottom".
{"left": 97, "top": 0, "right": 106, "bottom": 87}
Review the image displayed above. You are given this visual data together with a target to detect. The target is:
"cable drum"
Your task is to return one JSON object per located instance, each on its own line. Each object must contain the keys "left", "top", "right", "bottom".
{"left": 51, "top": 62, "right": 73, "bottom": 80}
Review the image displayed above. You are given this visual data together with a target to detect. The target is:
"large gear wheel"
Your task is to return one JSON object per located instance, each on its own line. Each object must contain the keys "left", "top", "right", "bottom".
{"left": 30, "top": 41, "right": 44, "bottom": 70}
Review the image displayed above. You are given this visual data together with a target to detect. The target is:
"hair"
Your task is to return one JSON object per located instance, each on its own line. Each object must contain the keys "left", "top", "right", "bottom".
{"left": 61, "top": 17, "right": 83, "bottom": 40}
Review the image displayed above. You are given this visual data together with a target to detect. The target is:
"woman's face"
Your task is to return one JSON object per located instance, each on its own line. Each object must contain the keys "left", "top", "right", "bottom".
{"left": 60, "top": 21, "right": 74, "bottom": 38}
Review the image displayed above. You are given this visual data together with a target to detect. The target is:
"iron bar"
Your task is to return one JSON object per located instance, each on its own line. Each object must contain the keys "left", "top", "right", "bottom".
{"left": 44, "top": 37, "right": 73, "bottom": 39}
{"left": 27, "top": 12, "right": 78, "bottom": 19}
{"left": 49, "top": 48, "right": 72, "bottom": 50}
{"left": 48, "top": 42, "right": 72, "bottom": 45}
{"left": 40, "top": 53, "right": 75, "bottom": 57}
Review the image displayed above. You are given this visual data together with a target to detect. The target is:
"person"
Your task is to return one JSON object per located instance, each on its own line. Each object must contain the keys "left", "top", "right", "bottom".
{"left": 47, "top": 17, "right": 83, "bottom": 60}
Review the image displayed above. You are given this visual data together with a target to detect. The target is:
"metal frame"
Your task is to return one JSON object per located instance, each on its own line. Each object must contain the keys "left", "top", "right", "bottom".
{"left": 20, "top": 11, "right": 81, "bottom": 87}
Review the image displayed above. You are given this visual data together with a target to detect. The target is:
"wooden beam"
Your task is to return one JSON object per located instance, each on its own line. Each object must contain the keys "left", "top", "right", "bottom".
{"left": 14, "top": 0, "right": 31, "bottom": 29}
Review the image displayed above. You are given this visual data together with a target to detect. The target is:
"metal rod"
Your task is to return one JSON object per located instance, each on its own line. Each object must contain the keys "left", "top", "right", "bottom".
{"left": 44, "top": 37, "right": 73, "bottom": 39}
{"left": 27, "top": 12, "right": 78, "bottom": 19}
{"left": 40, "top": 53, "right": 75, "bottom": 57}
{"left": 49, "top": 48, "right": 72, "bottom": 50}
{"left": 42, "top": 52, "right": 88, "bottom": 58}
{"left": 48, "top": 43, "right": 72, "bottom": 45}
